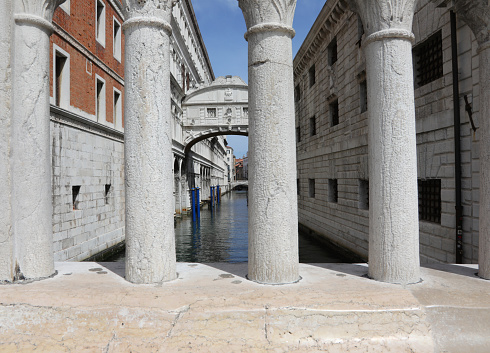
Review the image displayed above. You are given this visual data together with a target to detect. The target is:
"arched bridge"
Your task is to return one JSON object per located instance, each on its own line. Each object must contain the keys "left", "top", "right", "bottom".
{"left": 182, "top": 76, "right": 248, "bottom": 153}
{"left": 231, "top": 180, "right": 248, "bottom": 190}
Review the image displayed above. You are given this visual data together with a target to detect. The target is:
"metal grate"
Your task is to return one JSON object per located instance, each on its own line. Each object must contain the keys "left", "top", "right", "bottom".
{"left": 414, "top": 31, "right": 443, "bottom": 87}
{"left": 418, "top": 179, "right": 441, "bottom": 223}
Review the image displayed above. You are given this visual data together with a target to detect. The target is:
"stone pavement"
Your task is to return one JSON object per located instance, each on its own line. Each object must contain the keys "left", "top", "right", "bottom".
{"left": 0, "top": 262, "right": 489, "bottom": 352}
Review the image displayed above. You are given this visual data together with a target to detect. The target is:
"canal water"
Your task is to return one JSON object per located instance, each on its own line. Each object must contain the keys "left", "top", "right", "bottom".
{"left": 107, "top": 191, "right": 348, "bottom": 263}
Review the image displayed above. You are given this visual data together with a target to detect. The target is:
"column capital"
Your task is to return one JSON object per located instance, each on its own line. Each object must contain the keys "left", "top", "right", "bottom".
{"left": 238, "top": 0, "right": 297, "bottom": 39}
{"left": 453, "top": 0, "right": 490, "bottom": 48}
{"left": 347, "top": 0, "right": 417, "bottom": 37}
{"left": 121, "top": 0, "right": 177, "bottom": 33}
{"left": 14, "top": 0, "right": 66, "bottom": 32}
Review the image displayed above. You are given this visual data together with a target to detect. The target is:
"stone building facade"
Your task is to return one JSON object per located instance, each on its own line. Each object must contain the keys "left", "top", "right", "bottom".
{"left": 295, "top": 0, "right": 481, "bottom": 264}
{"left": 47, "top": 0, "right": 230, "bottom": 262}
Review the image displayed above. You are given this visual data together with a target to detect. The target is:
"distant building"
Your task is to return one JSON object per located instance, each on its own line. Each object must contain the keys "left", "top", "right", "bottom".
{"left": 235, "top": 158, "right": 245, "bottom": 181}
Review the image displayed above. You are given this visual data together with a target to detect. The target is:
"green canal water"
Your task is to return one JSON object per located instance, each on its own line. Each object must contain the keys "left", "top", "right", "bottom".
{"left": 107, "top": 191, "right": 349, "bottom": 263}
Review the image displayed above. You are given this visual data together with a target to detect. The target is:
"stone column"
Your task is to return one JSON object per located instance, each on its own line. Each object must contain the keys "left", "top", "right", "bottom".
{"left": 239, "top": 0, "right": 300, "bottom": 284}
{"left": 348, "top": 0, "right": 420, "bottom": 284}
{"left": 5, "top": 0, "right": 65, "bottom": 282}
{"left": 453, "top": 0, "right": 490, "bottom": 278}
{"left": 122, "top": 0, "right": 176, "bottom": 284}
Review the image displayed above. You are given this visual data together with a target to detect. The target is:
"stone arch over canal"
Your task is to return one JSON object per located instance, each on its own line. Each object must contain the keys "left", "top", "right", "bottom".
{"left": 182, "top": 76, "right": 249, "bottom": 155}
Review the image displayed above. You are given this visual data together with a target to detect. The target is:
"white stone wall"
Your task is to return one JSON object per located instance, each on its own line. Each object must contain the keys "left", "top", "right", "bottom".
{"left": 51, "top": 109, "right": 125, "bottom": 261}
{"left": 295, "top": 0, "right": 481, "bottom": 264}
{"left": 0, "top": 0, "right": 13, "bottom": 280}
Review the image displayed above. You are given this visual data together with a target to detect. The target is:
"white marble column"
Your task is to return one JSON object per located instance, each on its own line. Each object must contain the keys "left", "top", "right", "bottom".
{"left": 0, "top": 0, "right": 13, "bottom": 282}
{"left": 122, "top": 0, "right": 176, "bottom": 284}
{"left": 5, "top": 0, "right": 64, "bottom": 282}
{"left": 453, "top": 0, "right": 490, "bottom": 278}
{"left": 239, "top": 0, "right": 300, "bottom": 284}
{"left": 348, "top": 0, "right": 420, "bottom": 284}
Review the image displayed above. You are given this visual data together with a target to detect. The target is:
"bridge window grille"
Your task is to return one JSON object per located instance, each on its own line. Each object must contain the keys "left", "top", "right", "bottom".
{"left": 413, "top": 30, "right": 443, "bottom": 87}
{"left": 309, "top": 179, "right": 315, "bottom": 198}
{"left": 330, "top": 100, "right": 339, "bottom": 127}
{"left": 328, "top": 37, "right": 338, "bottom": 66}
{"left": 243, "top": 107, "right": 248, "bottom": 117}
{"left": 328, "top": 179, "right": 338, "bottom": 203}
{"left": 207, "top": 108, "right": 216, "bottom": 118}
{"left": 418, "top": 179, "right": 441, "bottom": 223}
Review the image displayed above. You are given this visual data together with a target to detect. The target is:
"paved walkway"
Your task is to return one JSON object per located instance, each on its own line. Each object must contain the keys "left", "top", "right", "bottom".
{"left": 0, "top": 262, "right": 489, "bottom": 352}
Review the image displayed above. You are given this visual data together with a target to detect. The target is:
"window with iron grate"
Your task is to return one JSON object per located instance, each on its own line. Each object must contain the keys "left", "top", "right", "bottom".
{"left": 418, "top": 179, "right": 441, "bottom": 223}
{"left": 413, "top": 31, "right": 443, "bottom": 87}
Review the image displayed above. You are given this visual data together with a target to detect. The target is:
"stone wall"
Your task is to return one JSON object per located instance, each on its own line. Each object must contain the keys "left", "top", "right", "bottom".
{"left": 295, "top": 0, "right": 481, "bottom": 264}
{"left": 0, "top": 0, "right": 12, "bottom": 279}
{"left": 50, "top": 108, "right": 125, "bottom": 261}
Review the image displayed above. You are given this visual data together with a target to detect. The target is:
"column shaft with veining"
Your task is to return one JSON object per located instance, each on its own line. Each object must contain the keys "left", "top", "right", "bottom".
{"left": 7, "top": 0, "right": 65, "bottom": 281}
{"left": 239, "top": 0, "right": 300, "bottom": 284}
{"left": 122, "top": 0, "right": 176, "bottom": 284}
{"left": 348, "top": 0, "right": 421, "bottom": 284}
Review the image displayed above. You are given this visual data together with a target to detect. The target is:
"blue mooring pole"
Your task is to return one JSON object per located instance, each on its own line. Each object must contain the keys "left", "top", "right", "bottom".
{"left": 196, "top": 187, "right": 201, "bottom": 220}
{"left": 217, "top": 185, "right": 220, "bottom": 204}
{"left": 191, "top": 188, "right": 196, "bottom": 222}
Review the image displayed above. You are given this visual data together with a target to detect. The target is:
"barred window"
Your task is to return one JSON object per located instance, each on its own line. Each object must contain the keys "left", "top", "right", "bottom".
{"left": 359, "top": 179, "right": 369, "bottom": 210}
{"left": 328, "top": 179, "right": 338, "bottom": 203}
{"left": 328, "top": 37, "right": 338, "bottom": 66}
{"left": 330, "top": 100, "right": 339, "bottom": 127}
{"left": 207, "top": 108, "right": 216, "bottom": 117}
{"left": 309, "top": 179, "right": 315, "bottom": 198}
{"left": 413, "top": 31, "right": 443, "bottom": 87}
{"left": 295, "top": 84, "right": 301, "bottom": 102}
{"left": 418, "top": 179, "right": 441, "bottom": 223}
{"left": 310, "top": 116, "right": 316, "bottom": 136}
{"left": 309, "top": 64, "right": 316, "bottom": 87}
{"left": 360, "top": 80, "right": 368, "bottom": 113}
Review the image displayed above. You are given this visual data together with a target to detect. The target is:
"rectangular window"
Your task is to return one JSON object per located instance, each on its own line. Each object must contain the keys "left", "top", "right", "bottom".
{"left": 328, "top": 179, "right": 338, "bottom": 203}
{"left": 309, "top": 179, "right": 315, "bottom": 198}
{"left": 359, "top": 179, "right": 369, "bottom": 210}
{"left": 295, "top": 84, "right": 301, "bottom": 102}
{"left": 96, "top": 76, "right": 106, "bottom": 122}
{"left": 72, "top": 185, "right": 81, "bottom": 210}
{"left": 113, "top": 88, "right": 122, "bottom": 129}
{"left": 296, "top": 126, "right": 301, "bottom": 143}
{"left": 413, "top": 30, "right": 443, "bottom": 87}
{"left": 330, "top": 99, "right": 339, "bottom": 127}
{"left": 113, "top": 18, "right": 122, "bottom": 61}
{"left": 328, "top": 37, "right": 338, "bottom": 66}
{"left": 310, "top": 116, "right": 316, "bottom": 136}
{"left": 105, "top": 184, "right": 111, "bottom": 205}
{"left": 360, "top": 80, "right": 368, "bottom": 113}
{"left": 55, "top": 53, "right": 67, "bottom": 107}
{"left": 418, "top": 179, "right": 441, "bottom": 223}
{"left": 309, "top": 64, "right": 316, "bottom": 87}
{"left": 96, "top": 0, "right": 106, "bottom": 47}
{"left": 297, "top": 179, "right": 300, "bottom": 195}
{"left": 207, "top": 108, "right": 216, "bottom": 117}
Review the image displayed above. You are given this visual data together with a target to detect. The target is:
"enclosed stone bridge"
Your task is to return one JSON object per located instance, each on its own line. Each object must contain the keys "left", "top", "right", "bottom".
{"left": 182, "top": 76, "right": 248, "bottom": 154}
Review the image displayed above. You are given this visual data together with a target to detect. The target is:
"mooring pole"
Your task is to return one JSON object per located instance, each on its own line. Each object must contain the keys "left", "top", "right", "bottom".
{"left": 191, "top": 188, "right": 196, "bottom": 222}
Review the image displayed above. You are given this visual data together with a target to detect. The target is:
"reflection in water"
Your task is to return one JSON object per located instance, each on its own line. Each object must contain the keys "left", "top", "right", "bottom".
{"left": 107, "top": 191, "right": 348, "bottom": 263}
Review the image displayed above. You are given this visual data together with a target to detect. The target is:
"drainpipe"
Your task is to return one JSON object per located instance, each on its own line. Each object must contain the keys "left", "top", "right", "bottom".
{"left": 450, "top": 10, "right": 463, "bottom": 264}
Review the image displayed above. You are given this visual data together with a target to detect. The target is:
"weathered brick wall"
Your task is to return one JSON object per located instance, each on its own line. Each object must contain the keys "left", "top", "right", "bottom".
{"left": 51, "top": 110, "right": 125, "bottom": 261}
{"left": 50, "top": 0, "right": 124, "bottom": 127}
{"left": 295, "top": 0, "right": 480, "bottom": 264}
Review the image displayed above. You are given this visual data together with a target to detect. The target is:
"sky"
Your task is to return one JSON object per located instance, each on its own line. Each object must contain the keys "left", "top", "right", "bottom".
{"left": 193, "top": 0, "right": 325, "bottom": 158}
